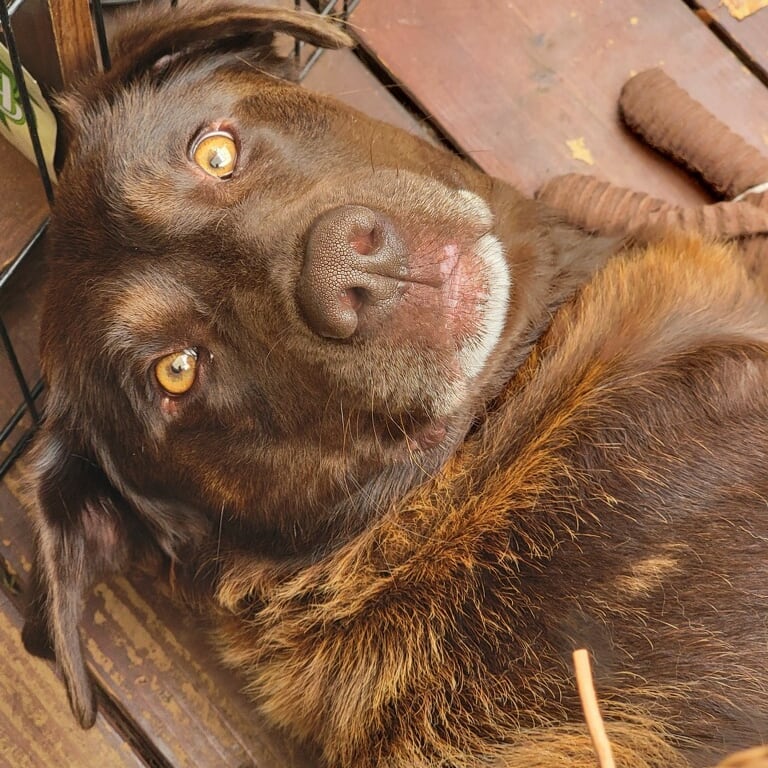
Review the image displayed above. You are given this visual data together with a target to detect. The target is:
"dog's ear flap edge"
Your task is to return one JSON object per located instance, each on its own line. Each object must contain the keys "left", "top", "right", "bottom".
{"left": 50, "top": 91, "right": 86, "bottom": 174}
{"left": 22, "top": 424, "right": 137, "bottom": 728}
{"left": 107, "top": 3, "right": 354, "bottom": 86}
{"left": 51, "top": 4, "right": 355, "bottom": 168}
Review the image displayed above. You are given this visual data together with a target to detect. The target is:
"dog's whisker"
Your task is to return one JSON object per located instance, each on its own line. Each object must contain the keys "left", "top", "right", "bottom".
{"left": 263, "top": 326, "right": 292, "bottom": 365}
{"left": 215, "top": 503, "right": 225, "bottom": 563}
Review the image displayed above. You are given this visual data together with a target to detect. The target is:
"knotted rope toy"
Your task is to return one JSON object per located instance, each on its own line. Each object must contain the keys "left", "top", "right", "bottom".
{"left": 537, "top": 68, "right": 768, "bottom": 281}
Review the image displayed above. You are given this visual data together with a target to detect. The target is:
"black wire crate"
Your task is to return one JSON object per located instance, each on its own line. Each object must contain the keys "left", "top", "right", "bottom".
{"left": 0, "top": 0, "right": 358, "bottom": 480}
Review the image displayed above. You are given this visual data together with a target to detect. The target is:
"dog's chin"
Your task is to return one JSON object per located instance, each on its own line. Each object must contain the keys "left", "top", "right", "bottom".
{"left": 445, "top": 231, "right": 510, "bottom": 384}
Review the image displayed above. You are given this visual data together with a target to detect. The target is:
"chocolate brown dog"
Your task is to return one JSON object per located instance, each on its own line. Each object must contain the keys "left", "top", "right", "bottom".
{"left": 22, "top": 3, "right": 768, "bottom": 767}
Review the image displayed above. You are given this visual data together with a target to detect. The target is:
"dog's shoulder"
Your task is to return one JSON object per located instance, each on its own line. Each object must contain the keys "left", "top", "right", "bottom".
{"left": 214, "top": 234, "right": 768, "bottom": 767}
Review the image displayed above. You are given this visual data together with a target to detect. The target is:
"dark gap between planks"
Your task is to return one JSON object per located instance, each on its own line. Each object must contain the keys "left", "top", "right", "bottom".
{"left": 682, "top": 1, "right": 768, "bottom": 88}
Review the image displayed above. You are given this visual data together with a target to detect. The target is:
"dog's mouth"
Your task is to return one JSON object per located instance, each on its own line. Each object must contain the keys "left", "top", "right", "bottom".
{"left": 402, "top": 230, "right": 509, "bottom": 381}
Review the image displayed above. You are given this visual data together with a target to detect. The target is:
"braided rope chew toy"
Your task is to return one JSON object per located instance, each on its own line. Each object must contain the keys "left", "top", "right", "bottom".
{"left": 537, "top": 68, "right": 768, "bottom": 280}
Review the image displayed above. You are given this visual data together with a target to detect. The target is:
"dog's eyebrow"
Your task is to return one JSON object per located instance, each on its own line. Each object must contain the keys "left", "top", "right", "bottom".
{"left": 100, "top": 268, "right": 202, "bottom": 354}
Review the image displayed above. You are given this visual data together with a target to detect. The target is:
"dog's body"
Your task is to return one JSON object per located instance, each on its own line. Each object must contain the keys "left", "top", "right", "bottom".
{"left": 22, "top": 4, "right": 768, "bottom": 767}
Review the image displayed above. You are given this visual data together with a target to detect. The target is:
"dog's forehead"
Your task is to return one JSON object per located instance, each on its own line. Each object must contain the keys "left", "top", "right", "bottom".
{"left": 55, "top": 60, "right": 339, "bottom": 253}
{"left": 101, "top": 266, "right": 202, "bottom": 350}
{"left": 73, "top": 69, "right": 244, "bottom": 165}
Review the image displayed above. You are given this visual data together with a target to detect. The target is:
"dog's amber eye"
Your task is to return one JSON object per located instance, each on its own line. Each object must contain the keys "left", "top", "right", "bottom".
{"left": 155, "top": 349, "right": 198, "bottom": 395}
{"left": 191, "top": 131, "right": 237, "bottom": 178}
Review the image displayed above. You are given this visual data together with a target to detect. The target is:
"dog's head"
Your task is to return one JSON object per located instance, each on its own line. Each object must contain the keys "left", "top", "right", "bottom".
{"left": 37, "top": 2, "right": 533, "bottom": 549}
{"left": 25, "top": 1, "right": 613, "bottom": 727}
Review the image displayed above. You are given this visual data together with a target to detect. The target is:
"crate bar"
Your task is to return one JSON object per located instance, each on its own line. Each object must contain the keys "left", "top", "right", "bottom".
{"left": 91, "top": 0, "right": 111, "bottom": 71}
{"left": 0, "top": 429, "right": 35, "bottom": 478}
{"left": 294, "top": 0, "right": 303, "bottom": 62}
{"left": 298, "top": 0, "right": 361, "bottom": 81}
{"left": 0, "top": 418, "right": 40, "bottom": 479}
{"left": 0, "top": 319, "right": 39, "bottom": 424}
{"left": 0, "top": 221, "right": 48, "bottom": 295}
{"left": 0, "top": 378, "right": 44, "bottom": 446}
{"left": 0, "top": 0, "right": 55, "bottom": 204}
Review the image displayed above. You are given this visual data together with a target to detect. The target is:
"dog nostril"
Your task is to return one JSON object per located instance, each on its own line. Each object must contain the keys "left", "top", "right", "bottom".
{"left": 340, "top": 287, "right": 365, "bottom": 312}
{"left": 298, "top": 205, "right": 406, "bottom": 339}
{"left": 349, "top": 228, "right": 375, "bottom": 256}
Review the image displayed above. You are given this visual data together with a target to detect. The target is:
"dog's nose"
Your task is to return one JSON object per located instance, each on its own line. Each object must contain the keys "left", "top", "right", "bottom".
{"left": 298, "top": 205, "right": 406, "bottom": 338}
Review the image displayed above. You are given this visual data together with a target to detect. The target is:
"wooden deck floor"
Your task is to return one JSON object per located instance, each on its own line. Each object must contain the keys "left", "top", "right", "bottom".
{"left": 2, "top": 1, "right": 768, "bottom": 765}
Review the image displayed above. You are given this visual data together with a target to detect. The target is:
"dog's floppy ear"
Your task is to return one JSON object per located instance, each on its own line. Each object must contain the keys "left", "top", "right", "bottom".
{"left": 107, "top": 2, "right": 354, "bottom": 86}
{"left": 22, "top": 424, "right": 139, "bottom": 728}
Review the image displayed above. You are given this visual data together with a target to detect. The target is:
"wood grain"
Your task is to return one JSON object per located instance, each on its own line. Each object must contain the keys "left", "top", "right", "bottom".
{"left": 8, "top": 0, "right": 98, "bottom": 91}
{"left": 47, "top": 0, "right": 99, "bottom": 86}
{"left": 0, "top": 464, "right": 313, "bottom": 768}
{"left": 352, "top": 0, "right": 768, "bottom": 203}
{"left": 0, "top": 141, "right": 48, "bottom": 275}
{"left": 304, "top": 45, "right": 439, "bottom": 144}
{"left": 0, "top": 589, "right": 145, "bottom": 768}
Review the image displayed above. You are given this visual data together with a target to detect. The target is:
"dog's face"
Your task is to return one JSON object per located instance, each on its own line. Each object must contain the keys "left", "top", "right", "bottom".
{"left": 25, "top": 2, "right": 613, "bottom": 729}
{"left": 36, "top": 5, "right": 533, "bottom": 552}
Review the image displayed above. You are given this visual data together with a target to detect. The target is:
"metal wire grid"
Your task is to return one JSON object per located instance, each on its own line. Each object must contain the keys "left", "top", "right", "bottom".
{"left": 0, "top": 0, "right": 359, "bottom": 478}
{"left": 295, "top": 0, "right": 361, "bottom": 79}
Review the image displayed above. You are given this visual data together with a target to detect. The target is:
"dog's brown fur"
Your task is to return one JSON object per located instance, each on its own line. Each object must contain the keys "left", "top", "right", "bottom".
{"left": 22, "top": 4, "right": 768, "bottom": 767}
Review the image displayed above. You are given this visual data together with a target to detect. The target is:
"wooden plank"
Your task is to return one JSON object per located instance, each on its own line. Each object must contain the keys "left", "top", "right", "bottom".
{"left": 9, "top": 0, "right": 98, "bottom": 90}
{"left": 303, "top": 46, "right": 439, "bottom": 143}
{"left": 0, "top": 588, "right": 145, "bottom": 768}
{"left": 0, "top": 464, "right": 313, "bottom": 768}
{"left": 351, "top": 0, "right": 768, "bottom": 202}
{"left": 47, "top": 0, "right": 100, "bottom": 86}
{"left": 0, "top": 139, "right": 48, "bottom": 274}
{"left": 696, "top": 2, "right": 768, "bottom": 82}
{"left": 99, "top": 0, "right": 433, "bottom": 142}
{"left": 236, "top": 0, "right": 439, "bottom": 141}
